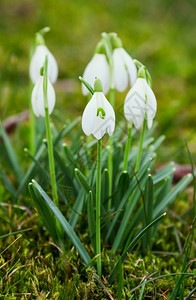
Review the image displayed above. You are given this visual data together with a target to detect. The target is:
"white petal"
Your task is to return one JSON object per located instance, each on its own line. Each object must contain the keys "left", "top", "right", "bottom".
{"left": 82, "top": 92, "right": 115, "bottom": 139}
{"left": 147, "top": 118, "right": 153, "bottom": 129}
{"left": 113, "top": 48, "right": 128, "bottom": 92}
{"left": 31, "top": 77, "right": 44, "bottom": 117}
{"left": 143, "top": 80, "right": 157, "bottom": 120}
{"left": 47, "top": 51, "right": 58, "bottom": 84}
{"left": 82, "top": 93, "right": 98, "bottom": 135}
{"left": 31, "top": 76, "right": 55, "bottom": 117}
{"left": 120, "top": 48, "right": 137, "bottom": 86}
{"left": 124, "top": 79, "right": 146, "bottom": 128}
{"left": 82, "top": 54, "right": 110, "bottom": 95}
{"left": 124, "top": 78, "right": 157, "bottom": 129}
{"left": 92, "top": 93, "right": 115, "bottom": 139}
{"left": 29, "top": 45, "right": 58, "bottom": 84}
{"left": 47, "top": 78, "right": 56, "bottom": 115}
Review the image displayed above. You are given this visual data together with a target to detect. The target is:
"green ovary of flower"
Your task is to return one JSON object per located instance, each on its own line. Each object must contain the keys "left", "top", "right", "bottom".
{"left": 97, "top": 107, "right": 106, "bottom": 119}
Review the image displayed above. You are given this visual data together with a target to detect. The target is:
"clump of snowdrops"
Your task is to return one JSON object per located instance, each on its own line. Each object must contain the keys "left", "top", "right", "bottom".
{"left": 0, "top": 28, "right": 194, "bottom": 285}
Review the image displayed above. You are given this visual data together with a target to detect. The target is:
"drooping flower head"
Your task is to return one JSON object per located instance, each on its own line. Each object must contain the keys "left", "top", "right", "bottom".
{"left": 82, "top": 33, "right": 137, "bottom": 96}
{"left": 110, "top": 33, "right": 137, "bottom": 92}
{"left": 29, "top": 28, "right": 58, "bottom": 84}
{"left": 124, "top": 67, "right": 157, "bottom": 129}
{"left": 82, "top": 41, "right": 110, "bottom": 96}
{"left": 31, "top": 64, "right": 56, "bottom": 118}
{"left": 82, "top": 78, "right": 115, "bottom": 139}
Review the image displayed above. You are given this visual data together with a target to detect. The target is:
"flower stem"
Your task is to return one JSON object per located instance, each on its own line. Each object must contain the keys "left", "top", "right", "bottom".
{"left": 135, "top": 119, "right": 147, "bottom": 173}
{"left": 107, "top": 87, "right": 115, "bottom": 212}
{"left": 43, "top": 56, "right": 58, "bottom": 207}
{"left": 96, "top": 138, "right": 102, "bottom": 277}
{"left": 123, "top": 124, "right": 132, "bottom": 171}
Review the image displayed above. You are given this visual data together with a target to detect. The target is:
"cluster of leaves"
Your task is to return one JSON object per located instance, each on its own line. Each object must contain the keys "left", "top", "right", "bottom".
{"left": 0, "top": 113, "right": 195, "bottom": 298}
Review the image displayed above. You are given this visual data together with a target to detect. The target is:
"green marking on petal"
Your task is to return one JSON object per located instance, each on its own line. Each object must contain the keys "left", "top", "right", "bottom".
{"left": 97, "top": 107, "right": 106, "bottom": 119}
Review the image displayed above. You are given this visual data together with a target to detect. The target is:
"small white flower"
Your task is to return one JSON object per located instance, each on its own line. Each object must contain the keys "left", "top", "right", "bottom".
{"left": 113, "top": 48, "right": 137, "bottom": 92}
{"left": 82, "top": 54, "right": 110, "bottom": 96}
{"left": 82, "top": 92, "right": 115, "bottom": 140}
{"left": 30, "top": 45, "right": 58, "bottom": 84}
{"left": 31, "top": 75, "right": 55, "bottom": 117}
{"left": 124, "top": 78, "right": 157, "bottom": 129}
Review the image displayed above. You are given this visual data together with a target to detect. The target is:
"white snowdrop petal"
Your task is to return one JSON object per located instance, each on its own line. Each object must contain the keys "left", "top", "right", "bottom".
{"left": 120, "top": 48, "right": 137, "bottom": 86}
{"left": 92, "top": 117, "right": 105, "bottom": 140}
{"left": 92, "top": 93, "right": 115, "bottom": 139}
{"left": 124, "top": 79, "right": 146, "bottom": 127}
{"left": 81, "top": 92, "right": 115, "bottom": 139}
{"left": 47, "top": 78, "right": 56, "bottom": 115}
{"left": 47, "top": 52, "right": 58, "bottom": 84}
{"left": 113, "top": 48, "right": 128, "bottom": 92}
{"left": 124, "top": 78, "right": 157, "bottom": 129}
{"left": 147, "top": 118, "right": 153, "bottom": 129}
{"left": 82, "top": 94, "right": 98, "bottom": 135}
{"left": 124, "top": 99, "right": 144, "bottom": 128}
{"left": 31, "top": 77, "right": 44, "bottom": 117}
{"left": 102, "top": 96, "right": 115, "bottom": 135}
{"left": 31, "top": 88, "right": 39, "bottom": 117}
{"left": 82, "top": 54, "right": 110, "bottom": 95}
{"left": 30, "top": 45, "right": 58, "bottom": 84}
{"left": 144, "top": 82, "right": 157, "bottom": 119}
{"left": 31, "top": 76, "right": 56, "bottom": 117}
{"left": 35, "top": 77, "right": 45, "bottom": 117}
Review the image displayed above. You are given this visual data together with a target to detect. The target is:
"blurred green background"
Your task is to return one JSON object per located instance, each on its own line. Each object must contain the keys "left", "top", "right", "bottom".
{"left": 0, "top": 0, "right": 196, "bottom": 162}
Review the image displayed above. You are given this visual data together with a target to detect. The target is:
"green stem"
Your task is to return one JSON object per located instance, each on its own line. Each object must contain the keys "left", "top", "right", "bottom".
{"left": 43, "top": 56, "right": 58, "bottom": 207}
{"left": 29, "top": 80, "right": 35, "bottom": 154}
{"left": 96, "top": 138, "right": 102, "bottom": 277}
{"left": 135, "top": 119, "right": 147, "bottom": 173}
{"left": 123, "top": 124, "right": 132, "bottom": 171}
{"left": 107, "top": 73, "right": 115, "bottom": 212}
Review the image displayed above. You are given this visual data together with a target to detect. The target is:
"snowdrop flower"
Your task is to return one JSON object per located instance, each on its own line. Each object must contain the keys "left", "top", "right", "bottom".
{"left": 30, "top": 45, "right": 58, "bottom": 84}
{"left": 82, "top": 79, "right": 115, "bottom": 139}
{"left": 82, "top": 41, "right": 110, "bottom": 96}
{"left": 124, "top": 68, "right": 157, "bottom": 129}
{"left": 112, "top": 36, "right": 137, "bottom": 92}
{"left": 31, "top": 75, "right": 55, "bottom": 117}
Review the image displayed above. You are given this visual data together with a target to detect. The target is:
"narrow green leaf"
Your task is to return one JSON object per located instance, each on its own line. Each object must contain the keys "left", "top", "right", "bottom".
{"left": 79, "top": 76, "right": 94, "bottom": 95}
{"left": 109, "top": 213, "right": 166, "bottom": 283}
{"left": 153, "top": 162, "right": 175, "bottom": 184}
{"left": 0, "top": 122, "right": 22, "bottom": 181}
{"left": 74, "top": 168, "right": 91, "bottom": 193}
{"left": 54, "top": 149, "right": 74, "bottom": 187}
{"left": 0, "top": 169, "right": 16, "bottom": 198}
{"left": 113, "top": 171, "right": 129, "bottom": 210}
{"left": 102, "top": 168, "right": 109, "bottom": 206}
{"left": 106, "top": 157, "right": 154, "bottom": 242}
{"left": 145, "top": 175, "right": 154, "bottom": 249}
{"left": 154, "top": 174, "right": 193, "bottom": 217}
{"left": 0, "top": 228, "right": 32, "bottom": 239}
{"left": 184, "top": 287, "right": 196, "bottom": 300}
{"left": 69, "top": 189, "right": 85, "bottom": 229}
{"left": 29, "top": 183, "right": 60, "bottom": 243}
{"left": 31, "top": 180, "right": 91, "bottom": 264}
{"left": 139, "top": 279, "right": 146, "bottom": 300}
{"left": 63, "top": 143, "right": 78, "bottom": 169}
{"left": 17, "top": 144, "right": 45, "bottom": 196}
{"left": 54, "top": 117, "right": 81, "bottom": 146}
{"left": 87, "top": 191, "right": 96, "bottom": 252}
{"left": 169, "top": 262, "right": 191, "bottom": 300}
{"left": 130, "top": 273, "right": 195, "bottom": 294}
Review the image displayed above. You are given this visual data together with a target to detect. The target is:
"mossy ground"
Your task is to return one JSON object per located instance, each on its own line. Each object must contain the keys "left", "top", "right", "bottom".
{"left": 0, "top": 192, "right": 195, "bottom": 299}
